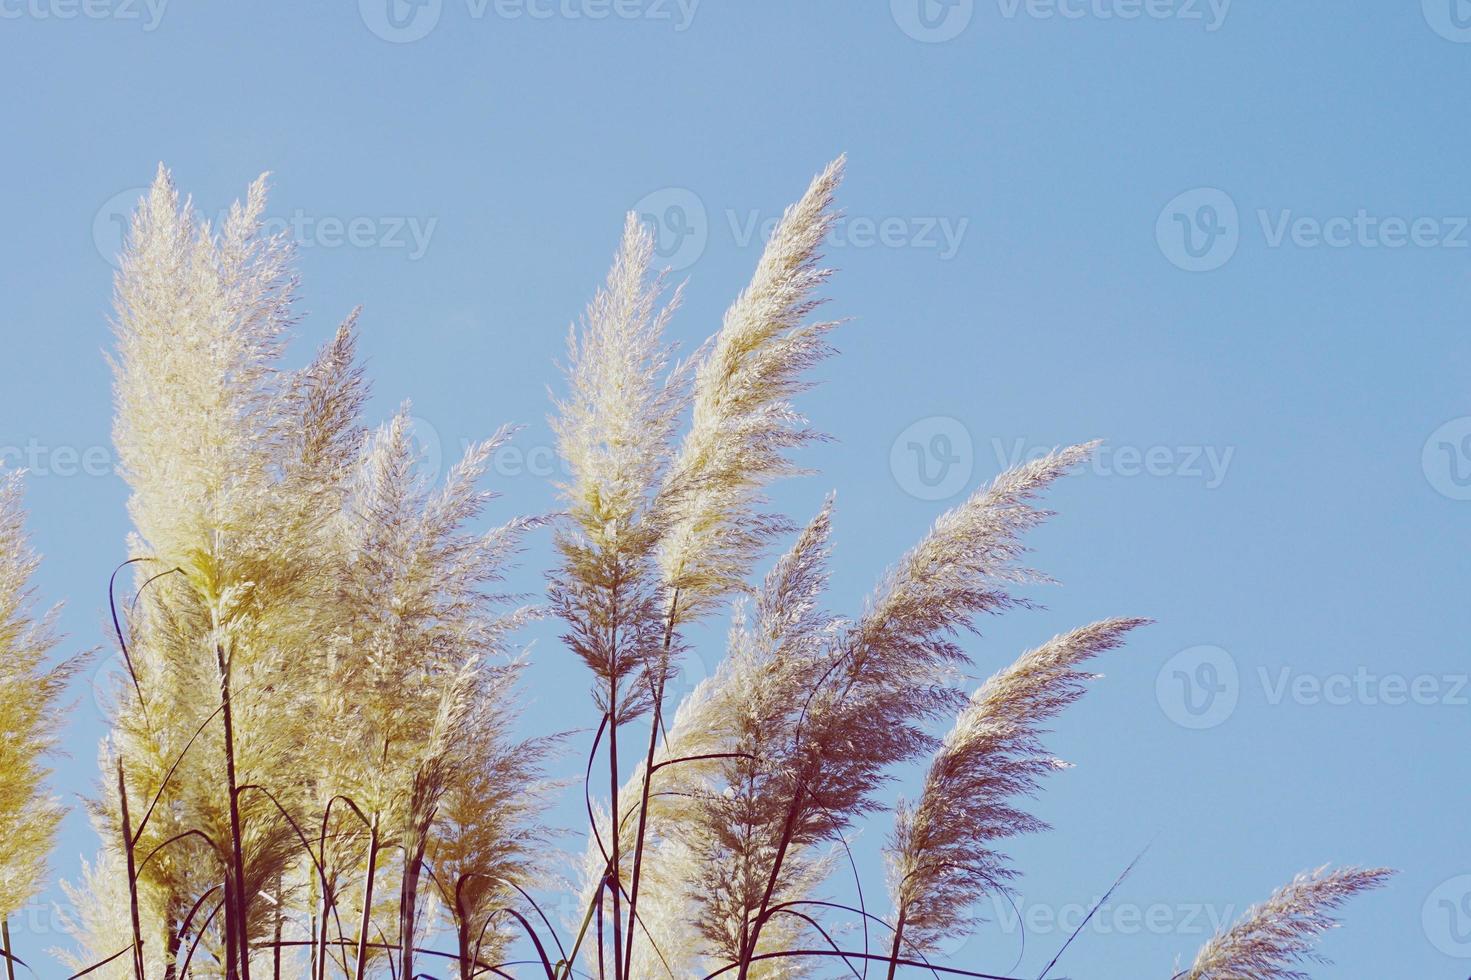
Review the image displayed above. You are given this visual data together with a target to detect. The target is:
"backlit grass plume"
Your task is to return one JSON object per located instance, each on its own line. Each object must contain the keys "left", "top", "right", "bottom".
{"left": 885, "top": 618, "right": 1147, "bottom": 964}
{"left": 0, "top": 471, "right": 77, "bottom": 976}
{"left": 657, "top": 156, "right": 843, "bottom": 624}
{"left": 104, "top": 167, "right": 352, "bottom": 980}
{"left": 1177, "top": 866, "right": 1394, "bottom": 980}
{"left": 23, "top": 158, "right": 1393, "bottom": 980}
{"left": 715, "top": 445, "right": 1104, "bottom": 976}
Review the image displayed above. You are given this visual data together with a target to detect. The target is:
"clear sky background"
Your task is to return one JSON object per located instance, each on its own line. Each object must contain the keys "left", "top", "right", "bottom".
{"left": 1, "top": 2, "right": 1468, "bottom": 977}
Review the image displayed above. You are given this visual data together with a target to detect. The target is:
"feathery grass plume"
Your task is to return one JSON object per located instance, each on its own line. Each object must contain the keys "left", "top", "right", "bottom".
{"left": 730, "top": 444, "right": 1098, "bottom": 974}
{"left": 104, "top": 167, "right": 367, "bottom": 980}
{"left": 549, "top": 211, "right": 691, "bottom": 980}
{"left": 657, "top": 156, "right": 844, "bottom": 625}
{"left": 808, "top": 445, "right": 1099, "bottom": 825}
{"left": 427, "top": 678, "right": 563, "bottom": 980}
{"left": 111, "top": 167, "right": 295, "bottom": 577}
{"left": 620, "top": 159, "right": 846, "bottom": 979}
{"left": 885, "top": 618, "right": 1147, "bottom": 962}
{"left": 327, "top": 412, "right": 540, "bottom": 980}
{"left": 550, "top": 211, "right": 688, "bottom": 720}
{"left": 1178, "top": 866, "right": 1393, "bottom": 980}
{"left": 266, "top": 314, "right": 371, "bottom": 980}
{"left": 682, "top": 502, "right": 841, "bottom": 973}
{"left": 578, "top": 502, "right": 840, "bottom": 979}
{"left": 56, "top": 852, "right": 167, "bottom": 980}
{"left": 0, "top": 470, "right": 78, "bottom": 974}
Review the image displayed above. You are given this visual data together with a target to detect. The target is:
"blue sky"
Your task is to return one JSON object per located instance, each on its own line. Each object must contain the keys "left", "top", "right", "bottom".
{"left": 1, "top": 2, "right": 1468, "bottom": 976}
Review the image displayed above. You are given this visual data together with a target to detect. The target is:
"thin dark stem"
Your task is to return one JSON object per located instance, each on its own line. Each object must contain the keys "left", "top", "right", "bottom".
{"left": 764, "top": 901, "right": 942, "bottom": 980}
{"left": 736, "top": 765, "right": 808, "bottom": 978}
{"left": 452, "top": 871, "right": 570, "bottom": 971}
{"left": 65, "top": 944, "right": 134, "bottom": 980}
{"left": 1, "top": 917, "right": 18, "bottom": 980}
{"left": 606, "top": 571, "right": 624, "bottom": 980}
{"left": 272, "top": 882, "right": 283, "bottom": 980}
{"left": 831, "top": 828, "right": 871, "bottom": 974}
{"left": 482, "top": 908, "right": 555, "bottom": 979}
{"left": 137, "top": 829, "right": 222, "bottom": 876}
{"left": 397, "top": 806, "right": 435, "bottom": 980}
{"left": 163, "top": 902, "right": 184, "bottom": 980}
{"left": 132, "top": 702, "right": 226, "bottom": 844}
{"left": 179, "top": 902, "right": 224, "bottom": 980}
{"left": 130, "top": 565, "right": 185, "bottom": 617}
{"left": 742, "top": 633, "right": 872, "bottom": 976}
{"left": 563, "top": 713, "right": 611, "bottom": 980}
{"left": 620, "top": 589, "right": 679, "bottom": 980}
{"left": 314, "top": 803, "right": 342, "bottom": 980}
{"left": 649, "top": 751, "right": 753, "bottom": 775}
{"left": 353, "top": 815, "right": 380, "bottom": 980}
{"left": 884, "top": 912, "right": 905, "bottom": 980}
{"left": 107, "top": 558, "right": 149, "bottom": 711}
{"left": 117, "top": 760, "right": 147, "bottom": 980}
{"left": 317, "top": 885, "right": 336, "bottom": 980}
{"left": 766, "top": 910, "right": 862, "bottom": 979}
{"left": 1036, "top": 845, "right": 1148, "bottom": 980}
{"left": 215, "top": 639, "right": 251, "bottom": 980}
{"left": 173, "top": 885, "right": 223, "bottom": 974}
{"left": 595, "top": 878, "right": 605, "bottom": 980}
